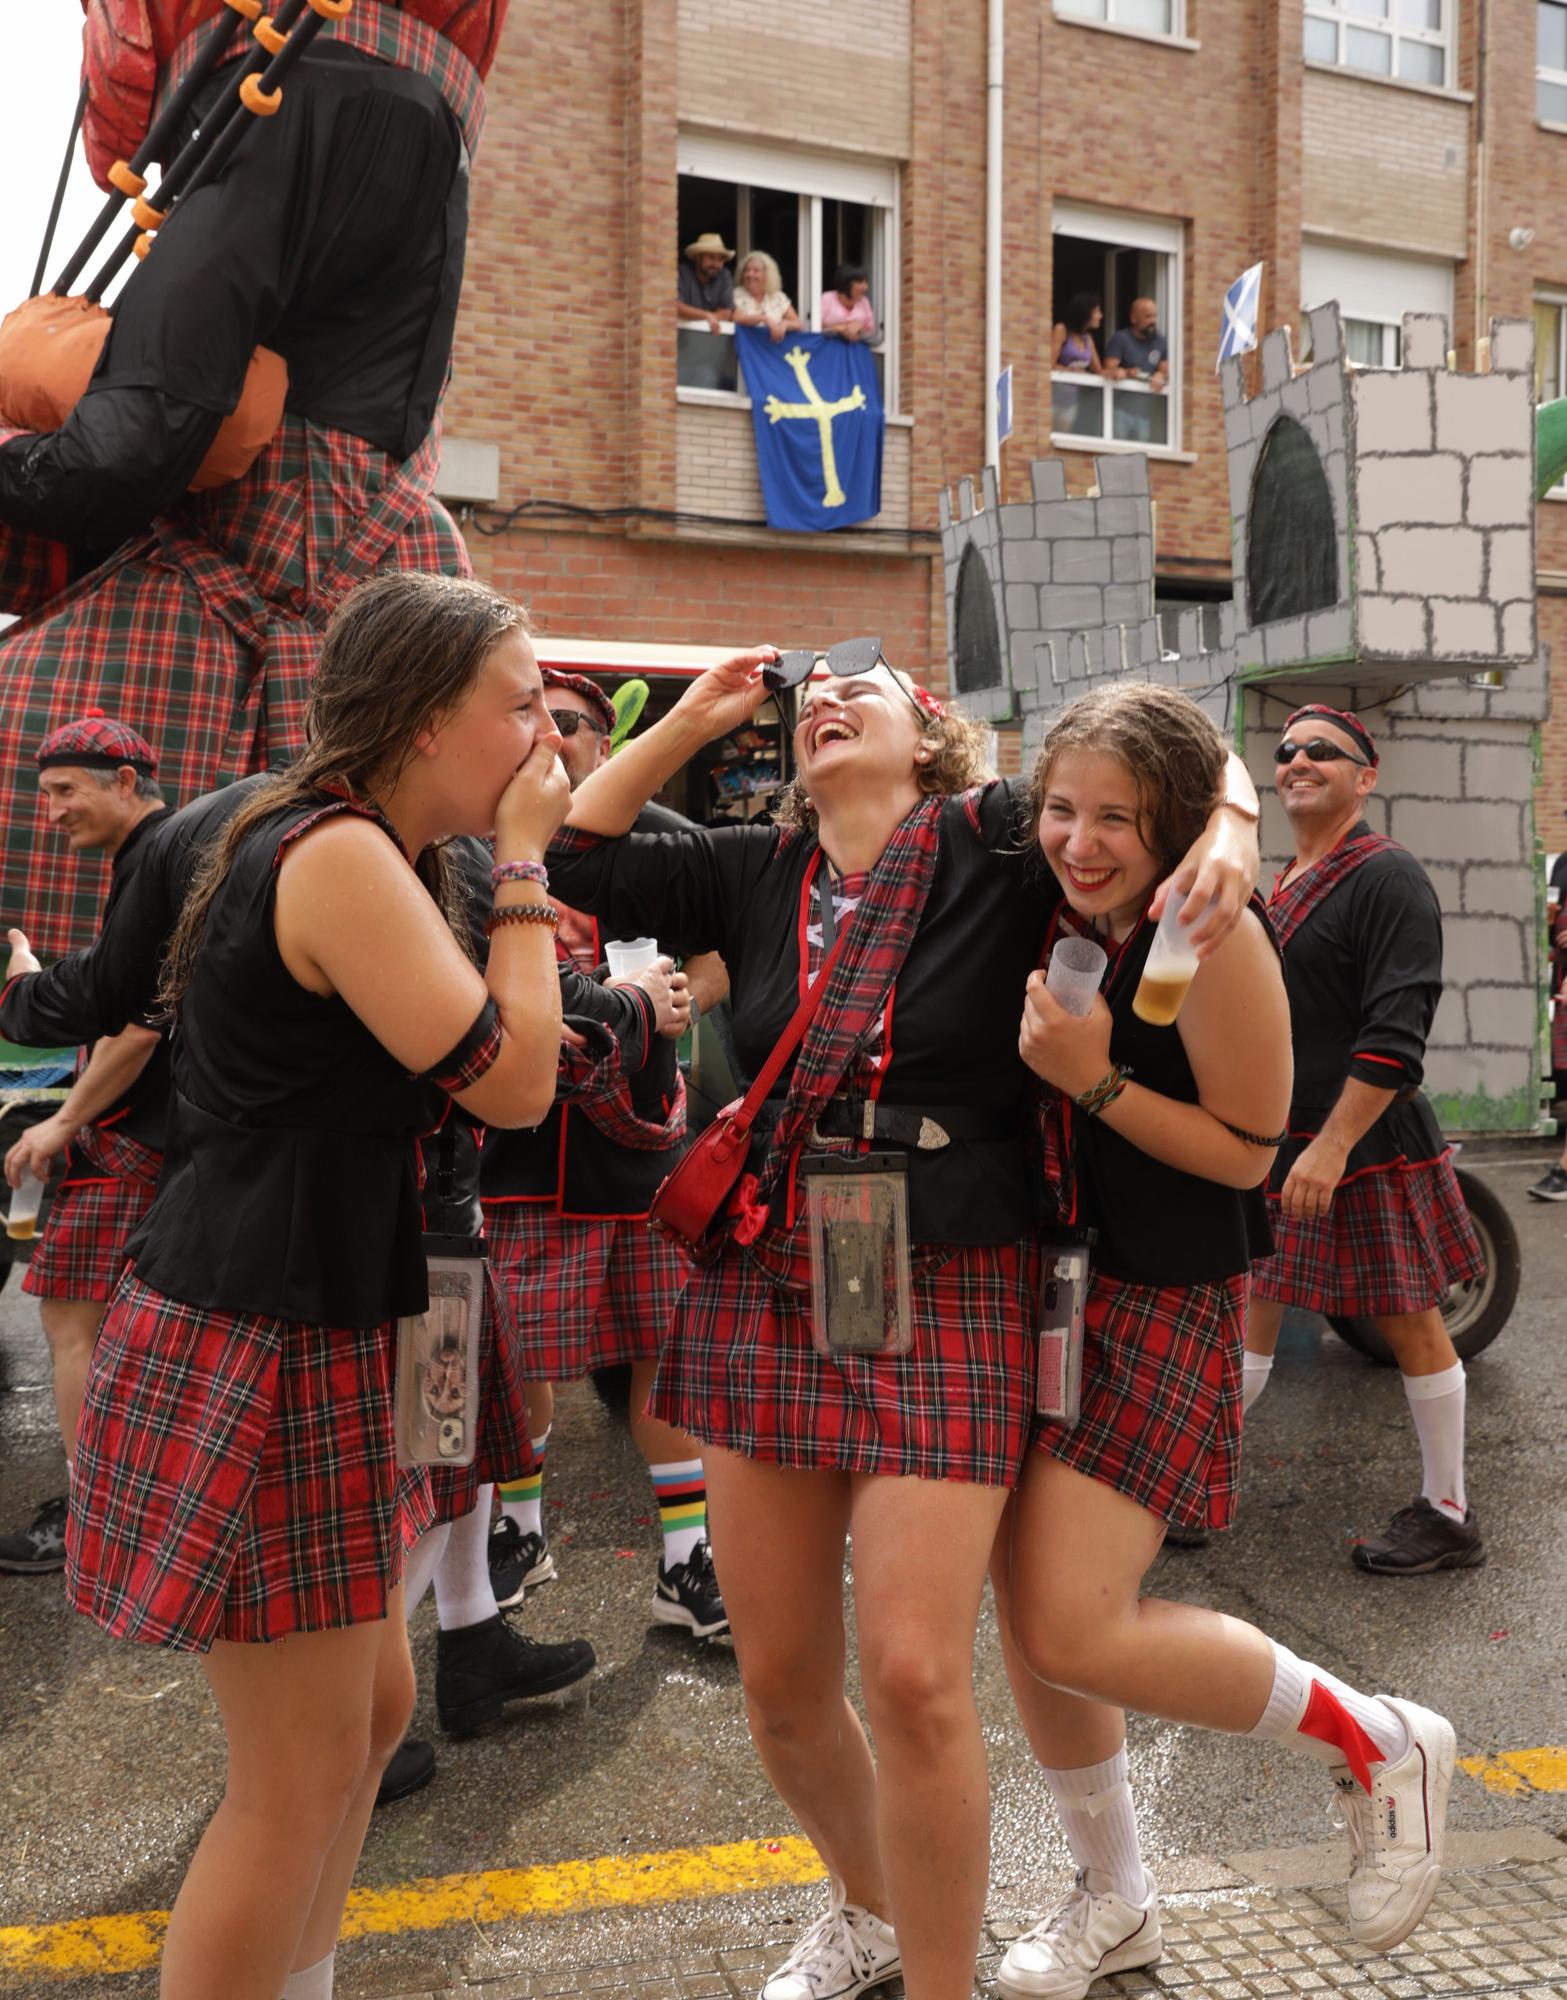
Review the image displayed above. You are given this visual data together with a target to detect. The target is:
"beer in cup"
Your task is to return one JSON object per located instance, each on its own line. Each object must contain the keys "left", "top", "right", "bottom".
{"left": 1132, "top": 886, "right": 1201, "bottom": 1027}
{"left": 6, "top": 1165, "right": 44, "bottom": 1243}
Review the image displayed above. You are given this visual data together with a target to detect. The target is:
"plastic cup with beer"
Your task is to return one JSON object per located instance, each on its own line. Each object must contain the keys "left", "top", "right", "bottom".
{"left": 1046, "top": 935, "right": 1108, "bottom": 1018}
{"left": 604, "top": 937, "right": 660, "bottom": 979}
{"left": 6, "top": 1165, "right": 44, "bottom": 1243}
{"left": 1133, "top": 886, "right": 1203, "bottom": 1026}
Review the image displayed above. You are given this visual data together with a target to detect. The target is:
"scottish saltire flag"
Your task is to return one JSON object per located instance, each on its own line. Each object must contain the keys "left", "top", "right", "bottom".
{"left": 737, "top": 327, "right": 884, "bottom": 532}
{"left": 1217, "top": 261, "right": 1264, "bottom": 369}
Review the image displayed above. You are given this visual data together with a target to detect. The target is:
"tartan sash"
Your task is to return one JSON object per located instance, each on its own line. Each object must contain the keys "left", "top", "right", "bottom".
{"left": 555, "top": 1033, "right": 689, "bottom": 1155}
{"left": 1267, "top": 822, "right": 1395, "bottom": 950}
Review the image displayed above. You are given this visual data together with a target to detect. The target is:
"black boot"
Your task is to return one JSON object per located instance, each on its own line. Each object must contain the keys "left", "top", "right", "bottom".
{"left": 435, "top": 1614, "right": 596, "bottom": 1737}
{"left": 375, "top": 1736, "right": 436, "bottom": 1808}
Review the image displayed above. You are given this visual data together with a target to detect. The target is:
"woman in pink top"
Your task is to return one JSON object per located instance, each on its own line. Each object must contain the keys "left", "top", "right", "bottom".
{"left": 819, "top": 262, "right": 877, "bottom": 342}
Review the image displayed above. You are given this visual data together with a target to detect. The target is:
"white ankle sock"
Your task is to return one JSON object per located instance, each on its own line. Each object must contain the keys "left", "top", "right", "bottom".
{"left": 433, "top": 1490, "right": 500, "bottom": 1632}
{"left": 281, "top": 1948, "right": 334, "bottom": 1999}
{"left": 1241, "top": 1351, "right": 1274, "bottom": 1415}
{"left": 498, "top": 1429, "right": 551, "bottom": 1539}
{"left": 1402, "top": 1363, "right": 1467, "bottom": 1520}
{"left": 402, "top": 1522, "right": 451, "bottom": 1620}
{"left": 1041, "top": 1747, "right": 1147, "bottom": 1903}
{"left": 1249, "top": 1641, "right": 1408, "bottom": 1781}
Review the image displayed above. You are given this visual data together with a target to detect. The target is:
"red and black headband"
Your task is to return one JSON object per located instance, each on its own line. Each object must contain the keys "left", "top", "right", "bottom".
{"left": 540, "top": 668, "right": 617, "bottom": 738}
{"left": 1283, "top": 704, "right": 1378, "bottom": 767}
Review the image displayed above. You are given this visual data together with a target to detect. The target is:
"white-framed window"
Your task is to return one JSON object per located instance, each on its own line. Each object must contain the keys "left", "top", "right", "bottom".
{"left": 1535, "top": 295, "right": 1567, "bottom": 492}
{"left": 1300, "top": 239, "right": 1454, "bottom": 368}
{"left": 1540, "top": 1, "right": 1567, "bottom": 121}
{"left": 674, "top": 134, "right": 899, "bottom": 412}
{"left": 1303, "top": 0, "right": 1452, "bottom": 89}
{"left": 1054, "top": 0, "right": 1186, "bottom": 36}
{"left": 1050, "top": 202, "right": 1182, "bottom": 452}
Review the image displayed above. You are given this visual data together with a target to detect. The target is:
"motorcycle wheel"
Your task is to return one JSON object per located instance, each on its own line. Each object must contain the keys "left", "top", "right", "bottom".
{"left": 1326, "top": 1168, "right": 1520, "bottom": 1366}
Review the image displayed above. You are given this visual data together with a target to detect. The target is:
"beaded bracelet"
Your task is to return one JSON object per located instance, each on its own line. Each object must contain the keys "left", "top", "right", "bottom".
{"left": 485, "top": 903, "right": 560, "bottom": 937}
{"left": 1073, "top": 1065, "right": 1132, "bottom": 1116}
{"left": 492, "top": 859, "right": 548, "bottom": 888}
{"left": 1223, "top": 1120, "right": 1287, "bottom": 1147}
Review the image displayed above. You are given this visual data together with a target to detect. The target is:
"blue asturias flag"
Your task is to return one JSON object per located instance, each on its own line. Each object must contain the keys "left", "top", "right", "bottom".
{"left": 737, "top": 327, "right": 884, "bottom": 532}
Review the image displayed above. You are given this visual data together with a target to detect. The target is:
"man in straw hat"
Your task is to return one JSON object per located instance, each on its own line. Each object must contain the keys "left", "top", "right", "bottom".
{"left": 678, "top": 232, "right": 737, "bottom": 333}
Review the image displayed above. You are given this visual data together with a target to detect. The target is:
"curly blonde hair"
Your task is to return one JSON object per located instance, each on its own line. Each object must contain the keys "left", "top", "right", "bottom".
{"left": 1030, "top": 682, "right": 1225, "bottom": 871}
{"left": 773, "top": 672, "right": 992, "bottom": 831}
{"left": 737, "top": 249, "right": 785, "bottom": 298}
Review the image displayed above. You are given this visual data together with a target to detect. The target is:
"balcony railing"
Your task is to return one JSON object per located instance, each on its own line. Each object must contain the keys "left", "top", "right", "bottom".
{"left": 679, "top": 324, "right": 887, "bottom": 400}
{"left": 1051, "top": 371, "right": 1170, "bottom": 447}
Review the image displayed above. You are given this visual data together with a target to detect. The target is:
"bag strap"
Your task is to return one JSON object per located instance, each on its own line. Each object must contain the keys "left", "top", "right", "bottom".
{"left": 732, "top": 906, "right": 847, "bottom": 1129}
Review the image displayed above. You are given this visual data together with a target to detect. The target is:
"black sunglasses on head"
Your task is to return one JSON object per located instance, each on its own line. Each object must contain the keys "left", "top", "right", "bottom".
{"left": 548, "top": 707, "right": 608, "bottom": 738}
{"left": 763, "top": 635, "right": 885, "bottom": 692}
{"left": 1274, "top": 736, "right": 1369, "bottom": 769}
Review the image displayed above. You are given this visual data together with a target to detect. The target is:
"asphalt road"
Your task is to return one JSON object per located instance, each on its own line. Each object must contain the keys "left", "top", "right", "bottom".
{"left": 1, "top": 1142, "right": 1563, "bottom": 1995}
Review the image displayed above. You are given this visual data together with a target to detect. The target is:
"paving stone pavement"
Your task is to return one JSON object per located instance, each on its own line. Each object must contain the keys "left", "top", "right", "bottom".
{"left": 366, "top": 1851, "right": 1567, "bottom": 2000}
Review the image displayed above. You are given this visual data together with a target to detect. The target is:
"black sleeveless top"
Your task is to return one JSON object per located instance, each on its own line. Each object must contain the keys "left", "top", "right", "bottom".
{"left": 128, "top": 799, "right": 441, "bottom": 1326}
{"left": 1070, "top": 901, "right": 1274, "bottom": 1286}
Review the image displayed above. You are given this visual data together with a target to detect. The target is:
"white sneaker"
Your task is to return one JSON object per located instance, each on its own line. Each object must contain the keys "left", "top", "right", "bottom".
{"left": 760, "top": 1885, "right": 901, "bottom": 2000}
{"left": 997, "top": 1871, "right": 1162, "bottom": 2000}
{"left": 1331, "top": 1695, "right": 1456, "bottom": 1951}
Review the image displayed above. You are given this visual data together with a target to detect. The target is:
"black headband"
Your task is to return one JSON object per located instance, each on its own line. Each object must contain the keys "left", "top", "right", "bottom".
{"left": 1283, "top": 704, "right": 1378, "bottom": 767}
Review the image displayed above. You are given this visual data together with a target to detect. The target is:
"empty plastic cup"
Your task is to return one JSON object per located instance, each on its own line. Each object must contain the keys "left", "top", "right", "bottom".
{"left": 1046, "top": 935, "right": 1108, "bottom": 1017}
{"left": 6, "top": 1167, "right": 43, "bottom": 1243}
{"left": 604, "top": 938, "right": 660, "bottom": 979}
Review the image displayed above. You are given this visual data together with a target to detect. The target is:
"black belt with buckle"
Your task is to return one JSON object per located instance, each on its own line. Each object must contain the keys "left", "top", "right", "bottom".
{"left": 805, "top": 1098, "right": 1017, "bottom": 1152}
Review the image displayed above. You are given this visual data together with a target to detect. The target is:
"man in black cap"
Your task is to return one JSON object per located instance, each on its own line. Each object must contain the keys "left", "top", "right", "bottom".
{"left": 1245, "top": 705, "right": 1486, "bottom": 1575}
{"left": 0, "top": 713, "right": 167, "bottom": 1574}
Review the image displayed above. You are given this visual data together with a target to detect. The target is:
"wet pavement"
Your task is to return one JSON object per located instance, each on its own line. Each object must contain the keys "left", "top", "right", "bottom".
{"left": 2, "top": 1141, "right": 1564, "bottom": 1996}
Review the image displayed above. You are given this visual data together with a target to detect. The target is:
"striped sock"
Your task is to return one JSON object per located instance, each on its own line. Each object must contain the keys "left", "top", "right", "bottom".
{"left": 651, "top": 1458, "right": 707, "bottom": 1569}
{"left": 499, "top": 1428, "right": 550, "bottom": 1539}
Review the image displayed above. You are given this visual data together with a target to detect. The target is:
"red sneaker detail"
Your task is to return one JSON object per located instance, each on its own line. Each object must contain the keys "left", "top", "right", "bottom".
{"left": 1299, "top": 1681, "right": 1384, "bottom": 1794}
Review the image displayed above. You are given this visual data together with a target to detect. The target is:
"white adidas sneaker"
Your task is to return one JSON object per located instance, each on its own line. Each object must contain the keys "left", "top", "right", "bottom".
{"left": 759, "top": 1885, "right": 901, "bottom": 2000}
{"left": 1331, "top": 1695, "right": 1456, "bottom": 1951}
{"left": 996, "top": 1870, "right": 1162, "bottom": 2000}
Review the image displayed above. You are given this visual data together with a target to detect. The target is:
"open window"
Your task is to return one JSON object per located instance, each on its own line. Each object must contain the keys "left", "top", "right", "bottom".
{"left": 1303, "top": 0, "right": 1451, "bottom": 88}
{"left": 1050, "top": 202, "right": 1182, "bottom": 452}
{"left": 1300, "top": 240, "right": 1454, "bottom": 370}
{"left": 1536, "top": 296, "right": 1567, "bottom": 495}
{"left": 675, "top": 134, "right": 899, "bottom": 411}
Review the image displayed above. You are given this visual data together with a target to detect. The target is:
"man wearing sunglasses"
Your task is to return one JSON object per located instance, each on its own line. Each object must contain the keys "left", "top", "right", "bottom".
{"left": 1244, "top": 705, "right": 1486, "bottom": 1577}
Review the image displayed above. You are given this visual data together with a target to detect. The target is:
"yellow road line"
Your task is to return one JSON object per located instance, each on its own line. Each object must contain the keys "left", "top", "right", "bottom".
{"left": 0, "top": 1834, "right": 827, "bottom": 1985}
{"left": 1458, "top": 1746, "right": 1567, "bottom": 1797}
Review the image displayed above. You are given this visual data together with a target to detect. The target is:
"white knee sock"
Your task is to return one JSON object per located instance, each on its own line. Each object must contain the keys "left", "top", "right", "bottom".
{"left": 1402, "top": 1363, "right": 1467, "bottom": 1520}
{"left": 1041, "top": 1748, "right": 1147, "bottom": 1902}
{"left": 402, "top": 1521, "right": 451, "bottom": 1620}
{"left": 433, "top": 1490, "right": 500, "bottom": 1631}
{"left": 281, "top": 1948, "right": 334, "bottom": 1999}
{"left": 1248, "top": 1640, "right": 1408, "bottom": 1788}
{"left": 1241, "top": 1351, "right": 1274, "bottom": 1416}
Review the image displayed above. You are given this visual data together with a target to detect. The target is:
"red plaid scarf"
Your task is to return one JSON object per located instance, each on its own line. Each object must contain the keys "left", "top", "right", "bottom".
{"left": 1268, "top": 822, "right": 1394, "bottom": 950}
{"left": 556, "top": 1033, "right": 688, "bottom": 1154}
{"left": 729, "top": 797, "right": 944, "bottom": 1243}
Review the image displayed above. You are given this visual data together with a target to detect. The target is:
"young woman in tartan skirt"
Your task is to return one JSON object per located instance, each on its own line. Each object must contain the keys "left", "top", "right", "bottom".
{"left": 992, "top": 686, "right": 1458, "bottom": 2000}
{"left": 546, "top": 652, "right": 1261, "bottom": 2000}
{"left": 62, "top": 571, "right": 571, "bottom": 2000}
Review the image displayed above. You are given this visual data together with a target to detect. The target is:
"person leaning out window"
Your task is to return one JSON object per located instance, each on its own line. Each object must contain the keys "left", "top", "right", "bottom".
{"left": 732, "top": 251, "right": 801, "bottom": 343}
{"left": 819, "top": 262, "right": 877, "bottom": 343}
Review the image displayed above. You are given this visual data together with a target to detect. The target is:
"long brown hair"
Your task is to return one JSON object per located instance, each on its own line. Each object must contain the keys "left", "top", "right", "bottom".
{"left": 161, "top": 570, "right": 531, "bottom": 1008}
{"left": 1030, "top": 682, "right": 1225, "bottom": 871}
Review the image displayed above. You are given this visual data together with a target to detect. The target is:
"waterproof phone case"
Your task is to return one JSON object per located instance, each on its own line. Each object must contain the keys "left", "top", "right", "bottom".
{"left": 801, "top": 1151, "right": 914, "bottom": 1358}
{"left": 396, "top": 1234, "right": 486, "bottom": 1468}
{"left": 1036, "top": 1241, "right": 1091, "bottom": 1425}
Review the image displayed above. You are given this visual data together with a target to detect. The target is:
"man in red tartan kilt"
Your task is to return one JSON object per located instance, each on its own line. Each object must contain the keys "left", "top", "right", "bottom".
{"left": 1246, "top": 704, "right": 1486, "bottom": 1576}
{"left": 0, "top": 0, "right": 501, "bottom": 957}
{"left": 0, "top": 715, "right": 168, "bottom": 1575}
{"left": 482, "top": 670, "right": 734, "bottom": 1641}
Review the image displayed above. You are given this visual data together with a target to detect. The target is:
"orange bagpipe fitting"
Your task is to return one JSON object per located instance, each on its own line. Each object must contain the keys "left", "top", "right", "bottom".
{"left": 132, "top": 196, "right": 168, "bottom": 232}
{"left": 133, "top": 233, "right": 153, "bottom": 261}
{"left": 240, "top": 72, "right": 284, "bottom": 115}
{"left": 108, "top": 161, "right": 147, "bottom": 199}
{"left": 226, "top": 0, "right": 264, "bottom": 17}
{"left": 307, "top": 0, "right": 355, "bottom": 15}
{"left": 253, "top": 15, "right": 288, "bottom": 54}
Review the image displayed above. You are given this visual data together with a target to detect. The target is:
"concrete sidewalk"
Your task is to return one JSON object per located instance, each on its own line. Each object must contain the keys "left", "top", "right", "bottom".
{"left": 361, "top": 1836, "right": 1567, "bottom": 2000}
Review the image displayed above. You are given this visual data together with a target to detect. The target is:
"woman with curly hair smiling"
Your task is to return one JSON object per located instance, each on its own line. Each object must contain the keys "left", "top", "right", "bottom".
{"left": 545, "top": 646, "right": 1259, "bottom": 2000}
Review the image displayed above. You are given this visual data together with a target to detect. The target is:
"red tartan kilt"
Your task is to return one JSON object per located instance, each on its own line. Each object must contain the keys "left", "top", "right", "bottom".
{"left": 67, "top": 1273, "right": 434, "bottom": 1652}
{"left": 483, "top": 1203, "right": 691, "bottom": 1380}
{"left": 1251, "top": 1153, "right": 1484, "bottom": 1316}
{"left": 650, "top": 1225, "right": 1044, "bottom": 1486}
{"left": 427, "top": 1264, "right": 537, "bottom": 1522}
{"left": 1034, "top": 1274, "right": 1246, "bottom": 1533}
{"left": 22, "top": 1124, "right": 161, "bottom": 1303}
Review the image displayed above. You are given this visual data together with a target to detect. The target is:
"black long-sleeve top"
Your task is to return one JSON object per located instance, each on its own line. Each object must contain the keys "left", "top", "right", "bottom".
{"left": 0, "top": 44, "right": 466, "bottom": 554}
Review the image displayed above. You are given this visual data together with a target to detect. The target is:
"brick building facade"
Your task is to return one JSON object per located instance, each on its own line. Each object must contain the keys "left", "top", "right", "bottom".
{"left": 441, "top": 0, "right": 1567, "bottom": 831}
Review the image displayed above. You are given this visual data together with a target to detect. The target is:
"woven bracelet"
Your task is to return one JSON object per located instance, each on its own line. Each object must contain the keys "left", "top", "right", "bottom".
{"left": 1073, "top": 1065, "right": 1131, "bottom": 1116}
{"left": 492, "top": 859, "right": 548, "bottom": 888}
{"left": 485, "top": 903, "right": 559, "bottom": 936}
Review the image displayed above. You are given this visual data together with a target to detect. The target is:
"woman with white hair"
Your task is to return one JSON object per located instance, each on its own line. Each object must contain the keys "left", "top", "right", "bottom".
{"left": 732, "top": 250, "right": 801, "bottom": 342}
